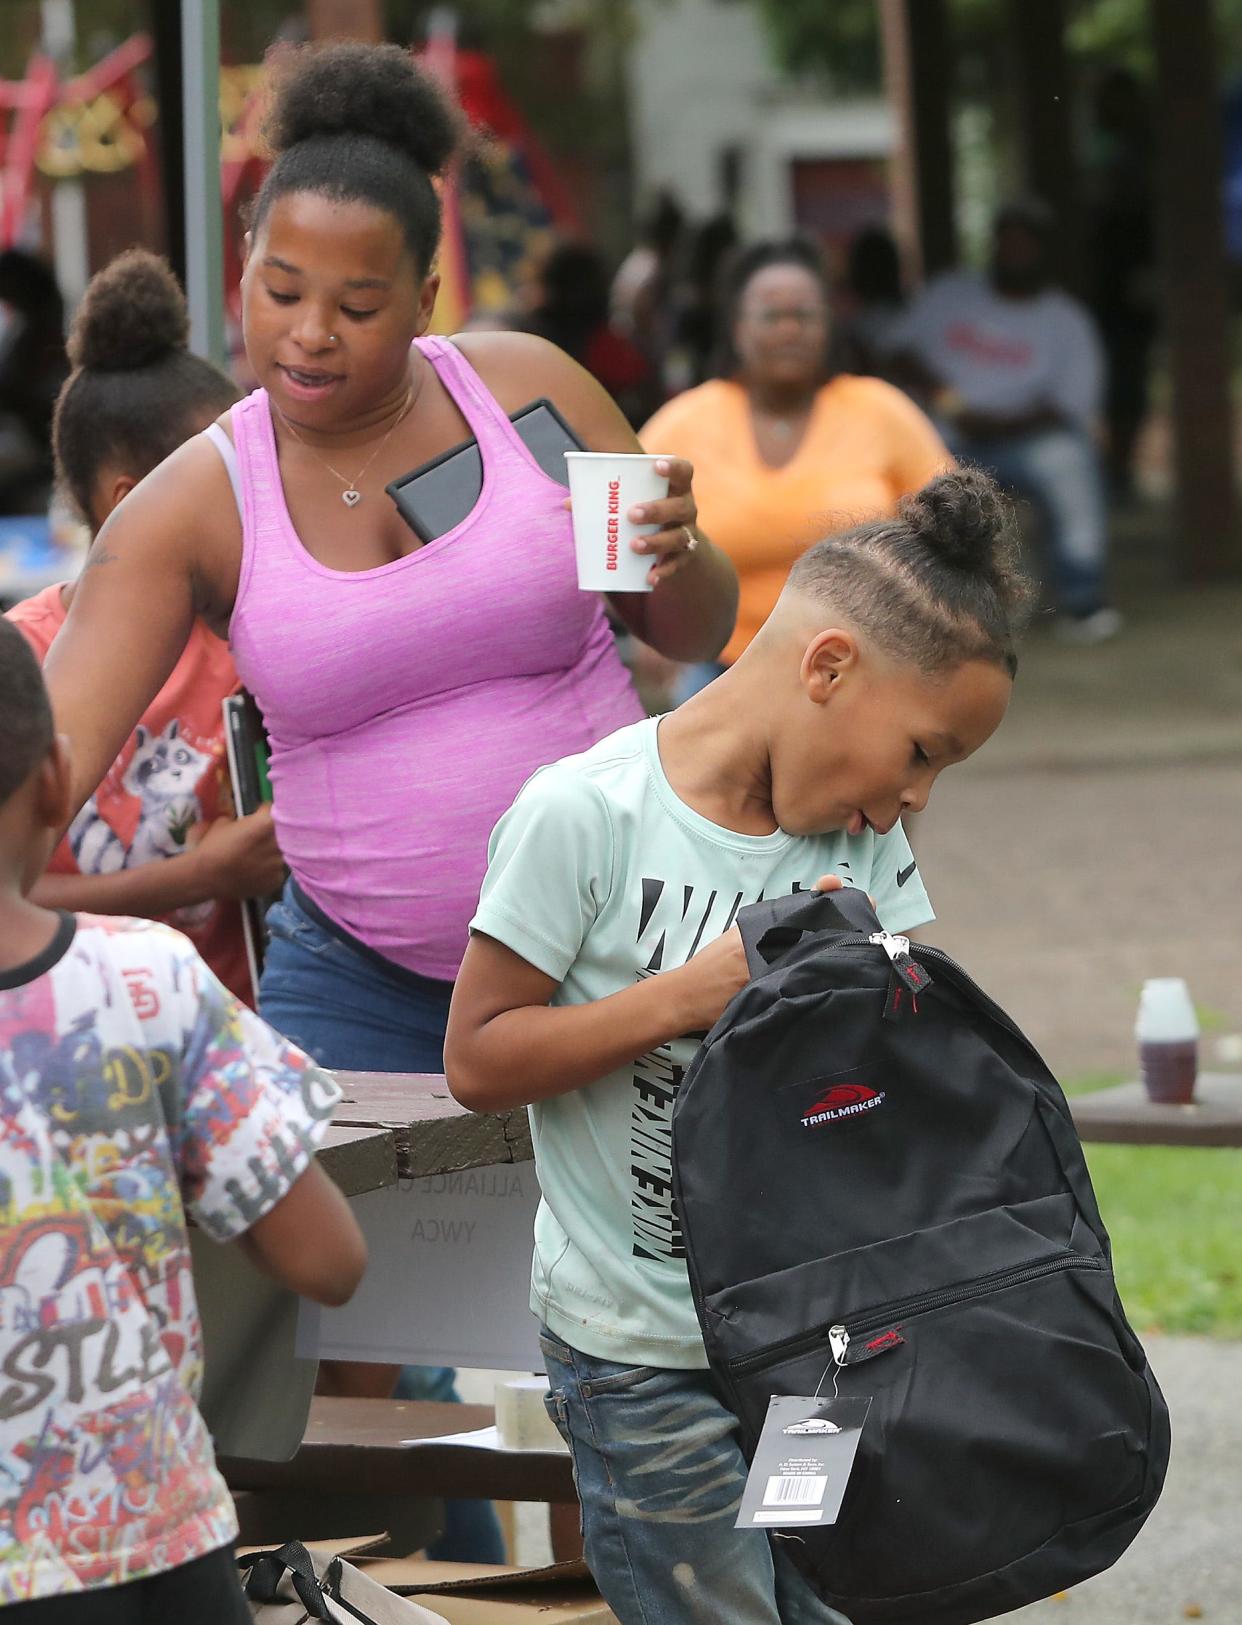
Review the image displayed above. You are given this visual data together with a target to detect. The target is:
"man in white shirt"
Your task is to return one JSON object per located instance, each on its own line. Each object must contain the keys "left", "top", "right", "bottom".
{"left": 892, "top": 200, "right": 1119, "bottom": 643}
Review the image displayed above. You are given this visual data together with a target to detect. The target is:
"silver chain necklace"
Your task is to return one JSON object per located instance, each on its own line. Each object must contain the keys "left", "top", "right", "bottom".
{"left": 274, "top": 374, "right": 419, "bottom": 507}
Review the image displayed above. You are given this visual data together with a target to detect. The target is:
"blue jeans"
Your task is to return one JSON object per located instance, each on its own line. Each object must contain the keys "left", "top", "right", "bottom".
{"left": 260, "top": 879, "right": 455, "bottom": 1074}
{"left": 258, "top": 879, "right": 505, "bottom": 1566}
{"left": 540, "top": 1330, "right": 852, "bottom": 1625}
{"left": 949, "top": 426, "right": 1109, "bottom": 616}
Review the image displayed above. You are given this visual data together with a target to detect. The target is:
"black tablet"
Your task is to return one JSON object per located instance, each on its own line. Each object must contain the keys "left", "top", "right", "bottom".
{"left": 386, "top": 397, "right": 585, "bottom": 544}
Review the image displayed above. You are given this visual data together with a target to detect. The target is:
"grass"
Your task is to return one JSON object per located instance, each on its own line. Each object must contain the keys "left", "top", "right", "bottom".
{"left": 1064, "top": 1071, "right": 1242, "bottom": 1339}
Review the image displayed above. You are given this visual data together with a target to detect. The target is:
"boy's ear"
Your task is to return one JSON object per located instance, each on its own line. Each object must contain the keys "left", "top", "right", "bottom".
{"left": 801, "top": 628, "right": 859, "bottom": 705}
{"left": 35, "top": 736, "right": 73, "bottom": 832}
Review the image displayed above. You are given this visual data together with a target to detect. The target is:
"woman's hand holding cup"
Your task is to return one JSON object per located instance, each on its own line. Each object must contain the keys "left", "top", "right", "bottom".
{"left": 563, "top": 453, "right": 700, "bottom": 592}
{"left": 625, "top": 456, "right": 701, "bottom": 587}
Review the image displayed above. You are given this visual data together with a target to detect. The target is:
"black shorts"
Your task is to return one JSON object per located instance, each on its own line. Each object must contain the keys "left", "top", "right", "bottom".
{"left": 5, "top": 1546, "right": 250, "bottom": 1624}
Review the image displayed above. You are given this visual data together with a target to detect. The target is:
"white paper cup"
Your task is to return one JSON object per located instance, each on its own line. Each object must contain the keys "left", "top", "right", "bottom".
{"left": 1134, "top": 977, "right": 1198, "bottom": 1042}
{"left": 564, "top": 451, "right": 669, "bottom": 593}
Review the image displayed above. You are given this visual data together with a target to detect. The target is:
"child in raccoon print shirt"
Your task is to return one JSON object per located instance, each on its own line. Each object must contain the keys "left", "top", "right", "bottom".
{"left": 446, "top": 471, "right": 1030, "bottom": 1625}
{"left": 5, "top": 252, "right": 282, "bottom": 1006}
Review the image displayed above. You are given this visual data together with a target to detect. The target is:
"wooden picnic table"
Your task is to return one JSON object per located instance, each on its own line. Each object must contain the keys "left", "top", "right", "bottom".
{"left": 209, "top": 1073, "right": 540, "bottom": 1466}
{"left": 1068, "top": 1071, "right": 1242, "bottom": 1148}
{"left": 323, "top": 1068, "right": 1242, "bottom": 1190}
{"left": 316, "top": 1071, "right": 534, "bottom": 1197}
{"left": 223, "top": 1396, "right": 575, "bottom": 1504}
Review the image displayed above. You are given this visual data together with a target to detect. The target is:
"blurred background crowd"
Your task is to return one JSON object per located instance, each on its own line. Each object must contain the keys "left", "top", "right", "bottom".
{"left": 1, "top": 0, "right": 1240, "bottom": 616}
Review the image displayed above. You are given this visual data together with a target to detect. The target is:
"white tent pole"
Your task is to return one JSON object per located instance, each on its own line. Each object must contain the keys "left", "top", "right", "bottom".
{"left": 181, "top": 0, "right": 224, "bottom": 365}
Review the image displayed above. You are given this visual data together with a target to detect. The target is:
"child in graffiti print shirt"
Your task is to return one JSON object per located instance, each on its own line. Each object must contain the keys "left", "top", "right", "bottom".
{"left": 0, "top": 915, "right": 351, "bottom": 1608}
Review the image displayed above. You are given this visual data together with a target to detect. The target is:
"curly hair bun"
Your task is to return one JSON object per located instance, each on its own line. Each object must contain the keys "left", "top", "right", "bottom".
{"left": 68, "top": 249, "right": 187, "bottom": 372}
{"left": 265, "top": 41, "right": 459, "bottom": 177}
{"left": 900, "top": 468, "right": 1011, "bottom": 576}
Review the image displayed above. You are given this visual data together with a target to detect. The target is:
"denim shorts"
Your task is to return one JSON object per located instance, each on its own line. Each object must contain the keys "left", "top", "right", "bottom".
{"left": 539, "top": 1329, "right": 852, "bottom": 1625}
{"left": 258, "top": 878, "right": 453, "bottom": 1072}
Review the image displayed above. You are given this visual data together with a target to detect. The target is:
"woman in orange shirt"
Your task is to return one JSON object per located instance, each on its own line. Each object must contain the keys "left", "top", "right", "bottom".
{"left": 641, "top": 237, "right": 951, "bottom": 698}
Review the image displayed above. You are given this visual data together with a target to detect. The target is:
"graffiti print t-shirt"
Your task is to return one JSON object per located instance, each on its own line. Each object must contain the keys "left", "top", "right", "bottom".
{"left": 6, "top": 585, "right": 250, "bottom": 1005}
{"left": 471, "top": 717, "right": 934, "bottom": 1369}
{"left": 0, "top": 914, "right": 341, "bottom": 1603}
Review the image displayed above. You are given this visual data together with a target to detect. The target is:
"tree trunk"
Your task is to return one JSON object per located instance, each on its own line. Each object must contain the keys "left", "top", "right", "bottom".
{"left": 1009, "top": 0, "right": 1083, "bottom": 294}
{"left": 878, "top": 0, "right": 957, "bottom": 284}
{"left": 1149, "top": 0, "right": 1238, "bottom": 578}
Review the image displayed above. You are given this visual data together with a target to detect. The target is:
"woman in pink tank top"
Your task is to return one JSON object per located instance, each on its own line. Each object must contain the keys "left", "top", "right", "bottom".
{"left": 43, "top": 43, "right": 736, "bottom": 1538}
{"left": 44, "top": 44, "right": 735, "bottom": 1071}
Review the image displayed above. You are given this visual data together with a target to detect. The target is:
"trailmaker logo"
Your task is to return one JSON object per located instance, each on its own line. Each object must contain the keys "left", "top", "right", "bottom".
{"left": 801, "top": 1082, "right": 887, "bottom": 1130}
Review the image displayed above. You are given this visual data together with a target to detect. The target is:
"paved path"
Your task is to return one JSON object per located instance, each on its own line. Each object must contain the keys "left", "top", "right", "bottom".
{"left": 917, "top": 757, "right": 1242, "bottom": 1080}
{"left": 996, "top": 1336, "right": 1240, "bottom": 1624}
{"left": 914, "top": 567, "right": 1242, "bottom": 1081}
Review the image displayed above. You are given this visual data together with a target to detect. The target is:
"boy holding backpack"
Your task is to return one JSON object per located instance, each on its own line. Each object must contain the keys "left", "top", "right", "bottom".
{"left": 446, "top": 470, "right": 1029, "bottom": 1624}
{"left": 0, "top": 618, "right": 367, "bottom": 1621}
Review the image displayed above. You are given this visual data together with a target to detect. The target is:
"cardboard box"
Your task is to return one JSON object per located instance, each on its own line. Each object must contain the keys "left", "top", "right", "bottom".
{"left": 359, "top": 1558, "right": 619, "bottom": 1624}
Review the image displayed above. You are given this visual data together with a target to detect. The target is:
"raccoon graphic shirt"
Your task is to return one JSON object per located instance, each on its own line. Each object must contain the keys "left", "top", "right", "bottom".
{"left": 0, "top": 914, "right": 341, "bottom": 1602}
{"left": 7, "top": 586, "right": 249, "bottom": 1004}
{"left": 471, "top": 717, "right": 933, "bottom": 1369}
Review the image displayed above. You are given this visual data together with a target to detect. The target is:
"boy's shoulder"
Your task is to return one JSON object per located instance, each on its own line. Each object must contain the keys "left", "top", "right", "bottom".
{"left": 72, "top": 912, "right": 203, "bottom": 956}
{"left": 51, "top": 914, "right": 209, "bottom": 1035}
{"left": 516, "top": 718, "right": 654, "bottom": 810}
{"left": 71, "top": 910, "right": 201, "bottom": 972}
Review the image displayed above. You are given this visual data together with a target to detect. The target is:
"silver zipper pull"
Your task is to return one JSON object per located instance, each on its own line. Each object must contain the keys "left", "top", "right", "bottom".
{"left": 869, "top": 930, "right": 911, "bottom": 962}
{"left": 829, "top": 1324, "right": 850, "bottom": 1365}
{"left": 871, "top": 931, "right": 934, "bottom": 1008}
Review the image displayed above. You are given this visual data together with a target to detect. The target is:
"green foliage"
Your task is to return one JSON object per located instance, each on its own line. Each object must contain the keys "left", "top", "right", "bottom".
{"left": 1061, "top": 1070, "right": 1128, "bottom": 1097}
{"left": 748, "top": 0, "right": 1242, "bottom": 89}
{"left": 1062, "top": 1066, "right": 1242, "bottom": 1338}
{"left": 1086, "top": 1144, "right": 1242, "bottom": 1337}
{"left": 1069, "top": 0, "right": 1242, "bottom": 72}
{"left": 1193, "top": 1003, "right": 1233, "bottom": 1035}
{"left": 752, "top": 0, "right": 881, "bottom": 86}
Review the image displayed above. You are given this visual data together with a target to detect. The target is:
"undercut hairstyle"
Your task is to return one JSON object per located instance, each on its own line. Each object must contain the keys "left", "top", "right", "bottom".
{"left": 786, "top": 468, "right": 1033, "bottom": 678}
{"left": 0, "top": 619, "right": 54, "bottom": 807}
{"left": 253, "top": 41, "right": 463, "bottom": 274}
{"left": 53, "top": 249, "right": 238, "bottom": 527}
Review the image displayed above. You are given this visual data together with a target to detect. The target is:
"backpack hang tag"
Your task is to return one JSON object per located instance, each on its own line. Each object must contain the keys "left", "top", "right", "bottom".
{"left": 735, "top": 1395, "right": 871, "bottom": 1529}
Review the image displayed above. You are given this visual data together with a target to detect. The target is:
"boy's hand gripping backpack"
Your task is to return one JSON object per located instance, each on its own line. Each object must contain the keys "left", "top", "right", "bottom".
{"left": 672, "top": 888, "right": 1169, "bottom": 1625}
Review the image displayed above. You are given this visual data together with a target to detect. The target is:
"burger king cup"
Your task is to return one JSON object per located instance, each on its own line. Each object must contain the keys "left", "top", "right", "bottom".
{"left": 564, "top": 451, "right": 669, "bottom": 593}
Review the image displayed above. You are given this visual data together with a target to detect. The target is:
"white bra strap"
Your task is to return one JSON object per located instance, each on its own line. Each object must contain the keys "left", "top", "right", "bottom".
{"left": 203, "top": 420, "right": 243, "bottom": 517}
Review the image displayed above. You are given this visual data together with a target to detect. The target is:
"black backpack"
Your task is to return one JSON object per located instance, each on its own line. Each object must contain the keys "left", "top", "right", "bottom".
{"left": 673, "top": 888, "right": 1169, "bottom": 1625}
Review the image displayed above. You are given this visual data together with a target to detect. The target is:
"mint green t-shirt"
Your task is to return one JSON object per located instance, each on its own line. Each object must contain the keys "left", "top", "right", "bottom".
{"left": 471, "top": 717, "right": 934, "bottom": 1369}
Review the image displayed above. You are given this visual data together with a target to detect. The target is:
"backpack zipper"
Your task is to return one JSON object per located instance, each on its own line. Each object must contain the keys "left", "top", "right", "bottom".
{"left": 727, "top": 1251, "right": 1106, "bottom": 1379}
{"left": 795, "top": 931, "right": 1041, "bottom": 1053}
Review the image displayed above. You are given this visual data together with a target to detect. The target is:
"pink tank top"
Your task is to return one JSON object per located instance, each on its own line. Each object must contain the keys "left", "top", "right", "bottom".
{"left": 228, "top": 336, "right": 643, "bottom": 979}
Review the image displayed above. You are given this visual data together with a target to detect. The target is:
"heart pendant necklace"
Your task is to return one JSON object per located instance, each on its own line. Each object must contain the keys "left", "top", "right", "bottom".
{"left": 274, "top": 368, "right": 420, "bottom": 507}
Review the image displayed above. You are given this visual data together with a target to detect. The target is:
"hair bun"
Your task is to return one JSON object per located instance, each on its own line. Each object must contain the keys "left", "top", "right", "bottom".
{"left": 899, "top": 468, "right": 1011, "bottom": 575}
{"left": 67, "top": 249, "right": 187, "bottom": 371}
{"left": 265, "top": 41, "right": 460, "bottom": 178}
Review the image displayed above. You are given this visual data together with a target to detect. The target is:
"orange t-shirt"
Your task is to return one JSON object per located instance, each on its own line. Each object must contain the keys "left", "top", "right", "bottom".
{"left": 7, "top": 584, "right": 252, "bottom": 1005}
{"left": 641, "top": 375, "right": 951, "bottom": 664}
